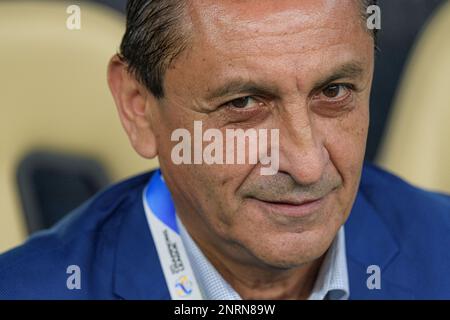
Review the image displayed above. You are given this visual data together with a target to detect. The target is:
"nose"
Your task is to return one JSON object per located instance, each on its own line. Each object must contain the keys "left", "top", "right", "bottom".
{"left": 277, "top": 109, "right": 329, "bottom": 186}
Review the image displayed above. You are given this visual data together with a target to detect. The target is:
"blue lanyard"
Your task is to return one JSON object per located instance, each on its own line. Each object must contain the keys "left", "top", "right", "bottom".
{"left": 142, "top": 169, "right": 203, "bottom": 299}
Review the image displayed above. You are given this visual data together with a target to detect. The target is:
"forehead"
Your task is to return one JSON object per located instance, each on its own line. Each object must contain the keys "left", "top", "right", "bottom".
{"left": 165, "top": 0, "right": 372, "bottom": 96}
{"left": 187, "top": 0, "right": 363, "bottom": 50}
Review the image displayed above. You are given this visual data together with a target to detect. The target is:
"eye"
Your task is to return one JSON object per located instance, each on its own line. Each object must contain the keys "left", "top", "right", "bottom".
{"left": 318, "top": 84, "right": 353, "bottom": 100}
{"left": 225, "top": 96, "right": 260, "bottom": 109}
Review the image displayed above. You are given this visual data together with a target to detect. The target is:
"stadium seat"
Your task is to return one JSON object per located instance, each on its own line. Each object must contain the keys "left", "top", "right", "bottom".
{"left": 376, "top": 1, "right": 450, "bottom": 193}
{"left": 0, "top": 1, "right": 158, "bottom": 252}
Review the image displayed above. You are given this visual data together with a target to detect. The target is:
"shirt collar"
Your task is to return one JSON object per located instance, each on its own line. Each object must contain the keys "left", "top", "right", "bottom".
{"left": 177, "top": 215, "right": 349, "bottom": 300}
{"left": 308, "top": 227, "right": 349, "bottom": 300}
{"left": 177, "top": 215, "right": 241, "bottom": 300}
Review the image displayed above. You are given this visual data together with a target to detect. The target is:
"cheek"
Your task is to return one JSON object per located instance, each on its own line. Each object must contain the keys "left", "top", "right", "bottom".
{"left": 190, "top": 163, "right": 256, "bottom": 214}
{"left": 154, "top": 102, "right": 258, "bottom": 231}
{"left": 319, "top": 105, "right": 369, "bottom": 201}
{"left": 321, "top": 105, "right": 369, "bottom": 167}
{"left": 168, "top": 163, "right": 255, "bottom": 240}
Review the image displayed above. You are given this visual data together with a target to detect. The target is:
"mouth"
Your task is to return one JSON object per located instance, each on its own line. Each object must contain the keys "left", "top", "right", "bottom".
{"left": 250, "top": 195, "right": 327, "bottom": 218}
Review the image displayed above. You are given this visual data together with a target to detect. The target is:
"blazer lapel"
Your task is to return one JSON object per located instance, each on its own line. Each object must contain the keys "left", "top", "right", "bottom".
{"left": 112, "top": 177, "right": 171, "bottom": 300}
{"left": 345, "top": 187, "right": 414, "bottom": 299}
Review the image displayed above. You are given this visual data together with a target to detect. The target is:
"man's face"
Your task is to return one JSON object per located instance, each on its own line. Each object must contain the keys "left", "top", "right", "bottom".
{"left": 150, "top": 0, "right": 373, "bottom": 268}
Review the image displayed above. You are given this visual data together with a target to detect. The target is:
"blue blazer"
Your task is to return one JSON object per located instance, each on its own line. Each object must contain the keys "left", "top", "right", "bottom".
{"left": 0, "top": 164, "right": 449, "bottom": 299}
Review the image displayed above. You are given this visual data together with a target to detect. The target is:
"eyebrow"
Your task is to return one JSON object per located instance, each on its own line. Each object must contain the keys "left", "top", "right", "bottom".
{"left": 205, "top": 79, "right": 281, "bottom": 101}
{"left": 204, "top": 61, "right": 365, "bottom": 101}
{"left": 311, "top": 62, "right": 365, "bottom": 91}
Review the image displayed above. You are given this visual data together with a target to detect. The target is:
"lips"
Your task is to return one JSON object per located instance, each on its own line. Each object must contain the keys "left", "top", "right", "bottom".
{"left": 259, "top": 197, "right": 322, "bottom": 206}
{"left": 251, "top": 195, "right": 326, "bottom": 218}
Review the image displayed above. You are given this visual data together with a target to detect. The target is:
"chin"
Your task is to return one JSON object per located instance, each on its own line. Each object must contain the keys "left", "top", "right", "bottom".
{"left": 239, "top": 226, "right": 338, "bottom": 270}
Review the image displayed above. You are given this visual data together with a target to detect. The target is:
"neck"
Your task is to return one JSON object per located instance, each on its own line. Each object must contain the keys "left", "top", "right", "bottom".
{"left": 205, "top": 246, "right": 324, "bottom": 300}
{"left": 178, "top": 214, "right": 324, "bottom": 300}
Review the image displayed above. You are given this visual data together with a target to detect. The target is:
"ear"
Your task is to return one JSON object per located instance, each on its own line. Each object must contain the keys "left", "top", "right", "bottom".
{"left": 107, "top": 54, "right": 158, "bottom": 159}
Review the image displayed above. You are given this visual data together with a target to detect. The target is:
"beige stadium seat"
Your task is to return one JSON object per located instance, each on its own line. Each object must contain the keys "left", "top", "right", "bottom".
{"left": 0, "top": 1, "right": 158, "bottom": 252}
{"left": 376, "top": 1, "right": 450, "bottom": 194}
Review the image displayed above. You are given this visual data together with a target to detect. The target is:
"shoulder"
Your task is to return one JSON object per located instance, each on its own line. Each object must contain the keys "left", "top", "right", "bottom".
{"left": 358, "top": 163, "right": 450, "bottom": 297}
{"left": 360, "top": 163, "right": 450, "bottom": 224}
{"left": 0, "top": 171, "right": 153, "bottom": 299}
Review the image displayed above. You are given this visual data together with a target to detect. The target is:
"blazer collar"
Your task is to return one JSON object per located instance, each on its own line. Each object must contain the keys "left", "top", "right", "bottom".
{"left": 112, "top": 173, "right": 171, "bottom": 300}
{"left": 345, "top": 183, "right": 414, "bottom": 299}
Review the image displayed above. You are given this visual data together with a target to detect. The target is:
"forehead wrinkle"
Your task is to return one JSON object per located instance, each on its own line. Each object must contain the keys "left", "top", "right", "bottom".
{"left": 188, "top": 0, "right": 361, "bottom": 46}
{"left": 220, "top": 28, "right": 349, "bottom": 61}
{"left": 182, "top": 0, "right": 370, "bottom": 78}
